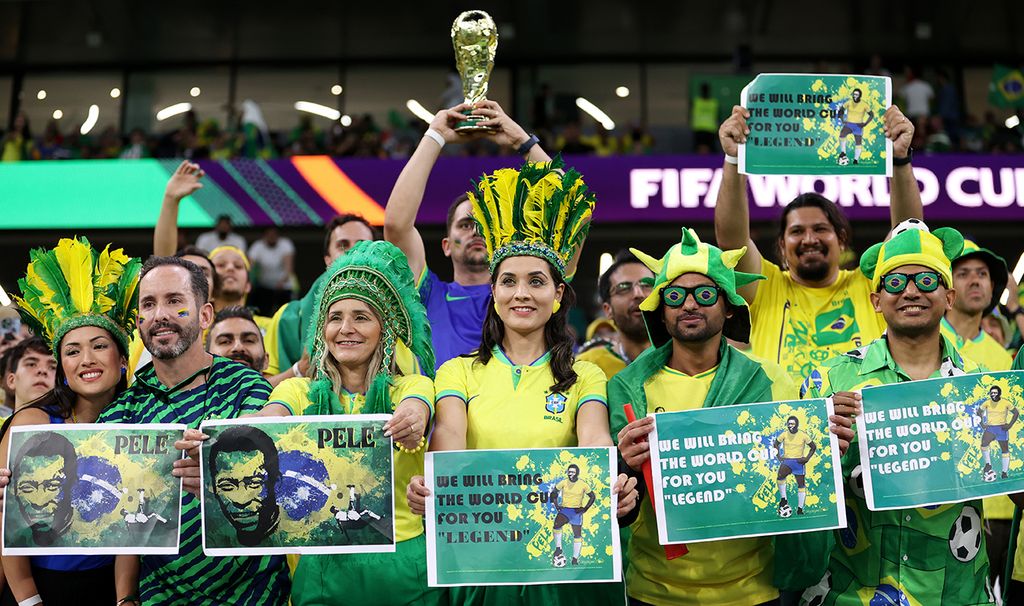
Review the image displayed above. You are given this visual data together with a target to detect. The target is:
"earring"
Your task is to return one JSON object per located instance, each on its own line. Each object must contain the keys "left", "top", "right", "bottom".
{"left": 493, "top": 301, "right": 500, "bottom": 313}
{"left": 552, "top": 300, "right": 561, "bottom": 314}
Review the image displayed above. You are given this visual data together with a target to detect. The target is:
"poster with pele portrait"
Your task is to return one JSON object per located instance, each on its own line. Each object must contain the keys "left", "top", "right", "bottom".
{"left": 3, "top": 424, "right": 184, "bottom": 555}
{"left": 199, "top": 415, "right": 395, "bottom": 556}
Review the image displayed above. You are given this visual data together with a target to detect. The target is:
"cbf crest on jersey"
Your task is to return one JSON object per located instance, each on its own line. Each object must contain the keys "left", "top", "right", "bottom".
{"left": 545, "top": 392, "right": 567, "bottom": 415}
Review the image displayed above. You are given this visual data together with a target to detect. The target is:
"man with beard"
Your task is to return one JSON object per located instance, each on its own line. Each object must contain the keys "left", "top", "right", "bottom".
{"left": 611, "top": 228, "right": 826, "bottom": 606}
{"left": 11, "top": 432, "right": 75, "bottom": 546}
{"left": 209, "top": 425, "right": 280, "bottom": 546}
{"left": 578, "top": 251, "right": 654, "bottom": 379}
{"left": 384, "top": 100, "right": 552, "bottom": 369}
{"left": 98, "top": 256, "right": 289, "bottom": 605}
{"left": 207, "top": 306, "right": 269, "bottom": 373}
{"left": 800, "top": 220, "right": 1022, "bottom": 605}
{"left": 715, "top": 104, "right": 922, "bottom": 386}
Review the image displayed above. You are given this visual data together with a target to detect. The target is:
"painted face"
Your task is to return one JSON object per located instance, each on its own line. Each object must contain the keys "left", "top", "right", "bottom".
{"left": 661, "top": 273, "right": 730, "bottom": 344}
{"left": 324, "top": 299, "right": 382, "bottom": 370}
{"left": 444, "top": 200, "right": 488, "bottom": 270}
{"left": 208, "top": 317, "right": 267, "bottom": 371}
{"left": 8, "top": 349, "right": 55, "bottom": 406}
{"left": 952, "top": 258, "right": 993, "bottom": 316}
{"left": 781, "top": 207, "right": 842, "bottom": 284}
{"left": 213, "top": 450, "right": 268, "bottom": 533}
{"left": 605, "top": 263, "right": 655, "bottom": 342}
{"left": 325, "top": 222, "right": 375, "bottom": 266}
{"left": 15, "top": 455, "right": 66, "bottom": 531}
{"left": 871, "top": 264, "right": 955, "bottom": 338}
{"left": 212, "top": 250, "right": 250, "bottom": 300}
{"left": 138, "top": 265, "right": 209, "bottom": 360}
{"left": 493, "top": 256, "right": 564, "bottom": 337}
{"left": 61, "top": 326, "right": 124, "bottom": 401}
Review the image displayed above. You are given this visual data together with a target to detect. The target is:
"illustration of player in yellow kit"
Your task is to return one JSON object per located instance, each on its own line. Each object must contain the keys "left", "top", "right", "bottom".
{"left": 775, "top": 416, "right": 817, "bottom": 517}
{"left": 976, "top": 385, "right": 1019, "bottom": 482}
{"left": 836, "top": 88, "right": 874, "bottom": 166}
{"left": 549, "top": 464, "right": 595, "bottom": 567}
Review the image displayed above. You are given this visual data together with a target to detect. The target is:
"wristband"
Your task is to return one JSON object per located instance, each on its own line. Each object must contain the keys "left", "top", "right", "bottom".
{"left": 892, "top": 147, "right": 913, "bottom": 166}
{"left": 516, "top": 134, "right": 540, "bottom": 156}
{"left": 291, "top": 361, "right": 303, "bottom": 378}
{"left": 423, "top": 128, "right": 446, "bottom": 149}
{"left": 18, "top": 596, "right": 42, "bottom": 606}
{"left": 724, "top": 154, "right": 738, "bottom": 165}
{"left": 117, "top": 596, "right": 140, "bottom": 606}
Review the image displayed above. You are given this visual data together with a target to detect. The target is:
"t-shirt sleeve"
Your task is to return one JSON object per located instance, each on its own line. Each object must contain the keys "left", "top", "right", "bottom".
{"left": 393, "top": 374, "right": 435, "bottom": 422}
{"left": 573, "top": 361, "right": 608, "bottom": 409}
{"left": 751, "top": 258, "right": 782, "bottom": 315}
{"left": 435, "top": 357, "right": 469, "bottom": 403}
{"left": 267, "top": 377, "right": 310, "bottom": 415}
{"left": 238, "top": 374, "right": 273, "bottom": 415}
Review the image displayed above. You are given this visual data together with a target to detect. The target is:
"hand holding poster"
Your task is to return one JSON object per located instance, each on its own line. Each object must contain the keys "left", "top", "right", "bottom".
{"left": 739, "top": 73, "right": 892, "bottom": 176}
{"left": 3, "top": 424, "right": 184, "bottom": 555}
{"left": 858, "top": 371, "right": 1024, "bottom": 510}
{"left": 425, "top": 447, "right": 620, "bottom": 587}
{"left": 649, "top": 399, "right": 845, "bottom": 544}
{"left": 199, "top": 415, "right": 394, "bottom": 555}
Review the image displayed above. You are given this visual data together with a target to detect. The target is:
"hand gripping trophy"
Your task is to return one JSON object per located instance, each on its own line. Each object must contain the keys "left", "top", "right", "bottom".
{"left": 451, "top": 10, "right": 498, "bottom": 133}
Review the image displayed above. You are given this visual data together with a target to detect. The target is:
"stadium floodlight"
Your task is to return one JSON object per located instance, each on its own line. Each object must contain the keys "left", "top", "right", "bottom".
{"left": 331, "top": 85, "right": 343, "bottom": 95}
{"left": 52, "top": 109, "right": 63, "bottom": 120}
{"left": 1006, "top": 115, "right": 1021, "bottom": 129}
{"left": 615, "top": 86, "right": 630, "bottom": 98}
{"left": 576, "top": 97, "right": 615, "bottom": 130}
{"left": 340, "top": 115, "right": 352, "bottom": 127}
{"left": 190, "top": 87, "right": 201, "bottom": 97}
{"left": 1000, "top": 252, "right": 1024, "bottom": 305}
{"left": 36, "top": 90, "right": 46, "bottom": 100}
{"left": 80, "top": 105, "right": 100, "bottom": 135}
{"left": 406, "top": 99, "right": 434, "bottom": 124}
{"left": 110, "top": 87, "right": 121, "bottom": 99}
{"left": 294, "top": 101, "right": 340, "bottom": 121}
{"left": 156, "top": 102, "right": 193, "bottom": 121}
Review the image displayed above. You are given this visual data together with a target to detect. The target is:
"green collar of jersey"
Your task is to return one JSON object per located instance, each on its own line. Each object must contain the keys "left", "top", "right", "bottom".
{"left": 857, "top": 333, "right": 964, "bottom": 378}
{"left": 134, "top": 356, "right": 215, "bottom": 396}
{"left": 492, "top": 345, "right": 551, "bottom": 368}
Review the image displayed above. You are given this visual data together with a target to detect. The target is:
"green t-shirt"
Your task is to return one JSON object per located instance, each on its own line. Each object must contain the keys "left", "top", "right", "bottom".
{"left": 802, "top": 335, "right": 993, "bottom": 606}
{"left": 98, "top": 356, "right": 290, "bottom": 605}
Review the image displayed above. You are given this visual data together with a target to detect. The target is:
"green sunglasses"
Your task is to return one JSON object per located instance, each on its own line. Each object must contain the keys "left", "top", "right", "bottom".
{"left": 662, "top": 285, "right": 721, "bottom": 307}
{"left": 880, "top": 271, "right": 943, "bottom": 294}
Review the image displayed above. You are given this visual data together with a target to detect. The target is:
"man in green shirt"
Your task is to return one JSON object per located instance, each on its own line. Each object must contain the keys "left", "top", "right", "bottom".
{"left": 801, "top": 220, "right": 1022, "bottom": 605}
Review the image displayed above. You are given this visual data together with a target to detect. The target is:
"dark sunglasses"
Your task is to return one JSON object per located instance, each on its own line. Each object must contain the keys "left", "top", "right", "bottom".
{"left": 880, "top": 271, "right": 943, "bottom": 294}
{"left": 662, "top": 285, "right": 721, "bottom": 307}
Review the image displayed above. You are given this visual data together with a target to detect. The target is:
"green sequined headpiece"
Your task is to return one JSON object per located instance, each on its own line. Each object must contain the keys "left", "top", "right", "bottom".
{"left": 305, "top": 240, "right": 434, "bottom": 415}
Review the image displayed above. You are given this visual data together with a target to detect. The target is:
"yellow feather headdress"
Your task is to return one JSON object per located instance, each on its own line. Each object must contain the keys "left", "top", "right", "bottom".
{"left": 13, "top": 237, "right": 141, "bottom": 356}
{"left": 468, "top": 156, "right": 596, "bottom": 277}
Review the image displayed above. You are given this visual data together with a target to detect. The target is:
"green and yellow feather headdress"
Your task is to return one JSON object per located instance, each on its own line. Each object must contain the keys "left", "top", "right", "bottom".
{"left": 13, "top": 237, "right": 141, "bottom": 356}
{"left": 469, "top": 156, "right": 595, "bottom": 278}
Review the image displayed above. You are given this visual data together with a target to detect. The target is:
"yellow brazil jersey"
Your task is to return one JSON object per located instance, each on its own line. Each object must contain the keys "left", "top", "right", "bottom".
{"left": 628, "top": 361, "right": 795, "bottom": 606}
{"left": 434, "top": 347, "right": 607, "bottom": 450}
{"left": 980, "top": 398, "right": 1015, "bottom": 426}
{"left": 267, "top": 374, "right": 433, "bottom": 543}
{"left": 941, "top": 318, "right": 1012, "bottom": 372}
{"left": 556, "top": 479, "right": 593, "bottom": 508}
{"left": 577, "top": 344, "right": 628, "bottom": 379}
{"left": 843, "top": 99, "right": 870, "bottom": 123}
{"left": 779, "top": 430, "right": 812, "bottom": 459}
{"left": 750, "top": 258, "right": 886, "bottom": 386}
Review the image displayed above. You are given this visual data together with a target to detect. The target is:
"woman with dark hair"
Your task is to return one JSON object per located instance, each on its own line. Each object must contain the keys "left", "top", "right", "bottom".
{"left": 0, "top": 237, "right": 141, "bottom": 606}
{"left": 408, "top": 158, "right": 638, "bottom": 605}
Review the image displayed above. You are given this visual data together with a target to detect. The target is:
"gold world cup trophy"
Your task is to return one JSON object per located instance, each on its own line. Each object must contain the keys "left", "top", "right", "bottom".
{"left": 451, "top": 10, "right": 498, "bottom": 133}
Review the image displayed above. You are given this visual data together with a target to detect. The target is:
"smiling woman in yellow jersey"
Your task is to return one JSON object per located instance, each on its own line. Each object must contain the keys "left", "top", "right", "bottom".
{"left": 252, "top": 239, "right": 444, "bottom": 606}
{"left": 407, "top": 158, "right": 639, "bottom": 606}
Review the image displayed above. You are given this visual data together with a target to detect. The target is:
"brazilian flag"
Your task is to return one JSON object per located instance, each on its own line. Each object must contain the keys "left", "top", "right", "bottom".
{"left": 989, "top": 64, "right": 1024, "bottom": 108}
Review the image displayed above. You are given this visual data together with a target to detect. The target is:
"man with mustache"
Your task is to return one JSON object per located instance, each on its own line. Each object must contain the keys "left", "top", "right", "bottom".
{"left": 384, "top": 100, "right": 552, "bottom": 369}
{"left": 715, "top": 104, "right": 923, "bottom": 386}
{"left": 207, "top": 306, "right": 268, "bottom": 374}
{"left": 578, "top": 251, "right": 655, "bottom": 379}
{"left": 98, "top": 256, "right": 289, "bottom": 605}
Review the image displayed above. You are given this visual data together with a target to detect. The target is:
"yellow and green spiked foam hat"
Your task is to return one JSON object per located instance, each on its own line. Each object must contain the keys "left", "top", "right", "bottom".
{"left": 13, "top": 237, "right": 141, "bottom": 356}
{"left": 468, "top": 156, "right": 595, "bottom": 278}
{"left": 630, "top": 227, "right": 764, "bottom": 345}
{"left": 859, "top": 219, "right": 964, "bottom": 291}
